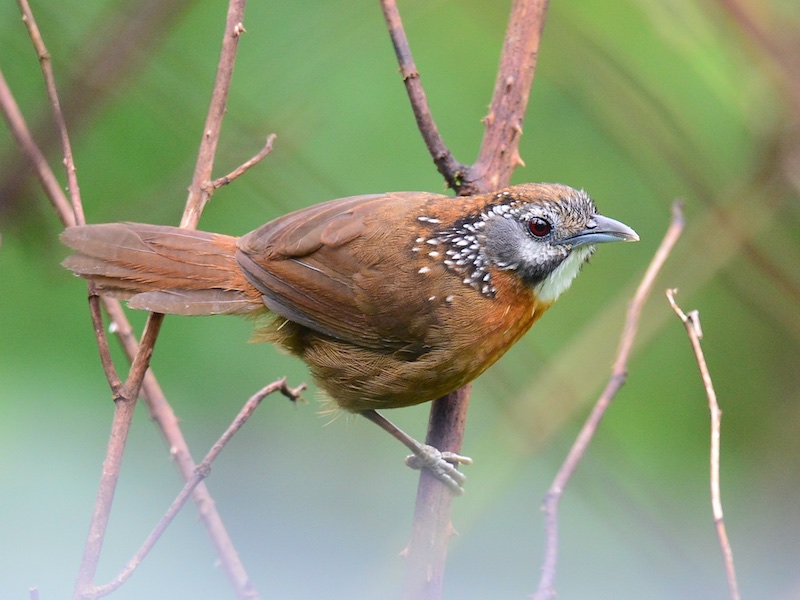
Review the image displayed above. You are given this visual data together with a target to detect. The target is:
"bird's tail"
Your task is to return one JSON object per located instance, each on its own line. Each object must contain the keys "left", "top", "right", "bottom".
{"left": 61, "top": 223, "right": 263, "bottom": 316}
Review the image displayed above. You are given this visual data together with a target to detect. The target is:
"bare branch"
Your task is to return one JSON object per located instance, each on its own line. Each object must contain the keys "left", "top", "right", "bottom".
{"left": 402, "top": 385, "right": 471, "bottom": 600}
{"left": 469, "top": 0, "right": 551, "bottom": 192}
{"left": 17, "top": 0, "right": 84, "bottom": 225}
{"left": 181, "top": 0, "right": 248, "bottom": 229}
{"left": 12, "top": 0, "right": 263, "bottom": 594}
{"left": 666, "top": 289, "right": 741, "bottom": 600}
{"left": 89, "top": 379, "right": 305, "bottom": 597}
{"left": 379, "top": 0, "right": 468, "bottom": 191}
{"left": 0, "top": 69, "right": 73, "bottom": 224}
{"left": 382, "top": 2, "right": 554, "bottom": 596}
{"left": 0, "top": 0, "right": 200, "bottom": 219}
{"left": 533, "top": 202, "right": 685, "bottom": 600}
{"left": 211, "top": 134, "right": 276, "bottom": 189}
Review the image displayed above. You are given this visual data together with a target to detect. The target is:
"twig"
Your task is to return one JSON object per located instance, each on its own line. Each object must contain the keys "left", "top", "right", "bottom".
{"left": 9, "top": 0, "right": 263, "bottom": 596}
{"left": 0, "top": 49, "right": 244, "bottom": 588}
{"left": 379, "top": 0, "right": 468, "bottom": 191}
{"left": 89, "top": 379, "right": 305, "bottom": 597}
{"left": 532, "top": 202, "right": 685, "bottom": 600}
{"left": 0, "top": 68, "right": 73, "bottom": 224}
{"left": 180, "top": 0, "right": 247, "bottom": 229}
{"left": 103, "top": 300, "right": 260, "bottom": 599}
{"left": 211, "top": 134, "right": 276, "bottom": 189}
{"left": 133, "top": 3, "right": 263, "bottom": 594}
{"left": 666, "top": 289, "right": 741, "bottom": 600}
{"left": 17, "top": 0, "right": 84, "bottom": 224}
{"left": 10, "top": 5, "right": 143, "bottom": 594}
{"left": 0, "top": 0, "right": 198, "bottom": 218}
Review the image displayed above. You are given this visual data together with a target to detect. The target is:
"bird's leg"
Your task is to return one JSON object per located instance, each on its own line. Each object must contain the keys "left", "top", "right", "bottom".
{"left": 360, "top": 409, "right": 472, "bottom": 495}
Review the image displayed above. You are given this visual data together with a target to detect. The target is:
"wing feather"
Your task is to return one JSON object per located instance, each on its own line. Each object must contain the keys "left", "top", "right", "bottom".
{"left": 236, "top": 192, "right": 448, "bottom": 352}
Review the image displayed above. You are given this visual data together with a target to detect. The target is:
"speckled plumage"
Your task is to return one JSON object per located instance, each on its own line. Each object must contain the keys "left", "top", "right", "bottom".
{"left": 61, "top": 183, "right": 637, "bottom": 413}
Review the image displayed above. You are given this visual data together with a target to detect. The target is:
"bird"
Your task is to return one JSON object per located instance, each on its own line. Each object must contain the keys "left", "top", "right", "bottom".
{"left": 61, "top": 183, "right": 638, "bottom": 493}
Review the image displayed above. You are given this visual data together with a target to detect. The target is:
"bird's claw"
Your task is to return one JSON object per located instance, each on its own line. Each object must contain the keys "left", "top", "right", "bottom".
{"left": 404, "top": 444, "right": 472, "bottom": 495}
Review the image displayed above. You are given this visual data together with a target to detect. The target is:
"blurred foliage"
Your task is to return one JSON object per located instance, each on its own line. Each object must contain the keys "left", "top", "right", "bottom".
{"left": 1, "top": 0, "right": 799, "bottom": 598}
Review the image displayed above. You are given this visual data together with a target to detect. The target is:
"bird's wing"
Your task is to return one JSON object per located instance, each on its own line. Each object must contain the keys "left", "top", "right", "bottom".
{"left": 236, "top": 192, "right": 448, "bottom": 354}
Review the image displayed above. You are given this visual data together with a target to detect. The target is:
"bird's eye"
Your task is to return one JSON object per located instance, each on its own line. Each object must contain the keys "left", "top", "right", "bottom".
{"left": 528, "top": 217, "right": 552, "bottom": 238}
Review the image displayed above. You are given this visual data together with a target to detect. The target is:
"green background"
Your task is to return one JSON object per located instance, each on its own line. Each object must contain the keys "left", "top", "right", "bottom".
{"left": 2, "top": 0, "right": 799, "bottom": 598}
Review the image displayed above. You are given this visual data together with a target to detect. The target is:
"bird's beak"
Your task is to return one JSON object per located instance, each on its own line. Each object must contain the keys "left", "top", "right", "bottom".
{"left": 565, "top": 214, "right": 639, "bottom": 247}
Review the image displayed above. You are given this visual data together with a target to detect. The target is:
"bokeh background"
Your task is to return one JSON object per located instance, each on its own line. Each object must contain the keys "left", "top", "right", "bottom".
{"left": 2, "top": 0, "right": 799, "bottom": 598}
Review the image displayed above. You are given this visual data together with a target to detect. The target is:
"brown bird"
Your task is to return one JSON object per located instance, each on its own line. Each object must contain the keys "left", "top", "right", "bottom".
{"left": 61, "top": 183, "right": 638, "bottom": 492}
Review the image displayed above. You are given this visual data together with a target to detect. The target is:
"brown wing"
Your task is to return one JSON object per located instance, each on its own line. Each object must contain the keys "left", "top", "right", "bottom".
{"left": 236, "top": 191, "right": 449, "bottom": 353}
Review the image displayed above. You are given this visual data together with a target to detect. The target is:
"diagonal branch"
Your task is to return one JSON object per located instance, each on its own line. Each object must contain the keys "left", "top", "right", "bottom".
{"left": 7, "top": 0, "right": 264, "bottom": 597}
{"left": 180, "top": 3, "right": 247, "bottom": 229}
{"left": 532, "top": 203, "right": 685, "bottom": 600}
{"left": 17, "top": 0, "right": 84, "bottom": 225}
{"left": 379, "top": 0, "right": 469, "bottom": 191}
{"left": 666, "top": 290, "right": 741, "bottom": 600}
{"left": 89, "top": 379, "right": 305, "bottom": 597}
{"left": 0, "top": 69, "right": 73, "bottom": 224}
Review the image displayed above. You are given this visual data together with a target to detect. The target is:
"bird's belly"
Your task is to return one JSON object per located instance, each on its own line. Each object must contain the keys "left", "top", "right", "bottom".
{"left": 307, "top": 294, "right": 547, "bottom": 412}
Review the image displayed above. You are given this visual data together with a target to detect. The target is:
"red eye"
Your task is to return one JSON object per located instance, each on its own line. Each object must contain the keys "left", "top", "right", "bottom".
{"left": 528, "top": 217, "right": 552, "bottom": 237}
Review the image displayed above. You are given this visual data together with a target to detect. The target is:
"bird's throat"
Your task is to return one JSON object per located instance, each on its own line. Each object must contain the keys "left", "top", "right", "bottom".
{"left": 532, "top": 245, "right": 594, "bottom": 304}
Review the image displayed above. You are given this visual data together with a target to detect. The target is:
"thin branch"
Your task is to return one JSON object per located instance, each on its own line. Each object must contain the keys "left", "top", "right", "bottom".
{"left": 89, "top": 379, "right": 305, "bottom": 597}
{"left": 135, "top": 3, "right": 261, "bottom": 594}
{"left": 17, "top": 0, "right": 84, "bottom": 224}
{"left": 79, "top": 1, "right": 257, "bottom": 596}
{"left": 9, "top": 6, "right": 145, "bottom": 593}
{"left": 666, "top": 289, "right": 741, "bottom": 600}
{"left": 73, "top": 312, "right": 165, "bottom": 600}
{"left": 102, "top": 300, "right": 260, "bottom": 599}
{"left": 0, "top": 68, "right": 73, "bottom": 224}
{"left": 5, "top": 0, "right": 261, "bottom": 595}
{"left": 532, "top": 202, "right": 686, "bottom": 600}
{"left": 180, "top": 2, "right": 247, "bottom": 229}
{"left": 89, "top": 295, "right": 123, "bottom": 392}
{"left": 379, "top": 0, "right": 468, "bottom": 191}
{"left": 0, "top": 0, "right": 200, "bottom": 219}
{"left": 0, "top": 52, "right": 234, "bottom": 545}
{"left": 13, "top": 0, "right": 124, "bottom": 405}
{"left": 211, "top": 134, "right": 276, "bottom": 189}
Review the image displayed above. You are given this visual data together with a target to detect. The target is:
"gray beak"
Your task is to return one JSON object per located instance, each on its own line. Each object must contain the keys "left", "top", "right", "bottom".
{"left": 565, "top": 214, "right": 639, "bottom": 247}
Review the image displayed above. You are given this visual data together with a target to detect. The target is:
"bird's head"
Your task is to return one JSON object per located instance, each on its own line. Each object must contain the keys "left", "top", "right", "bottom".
{"left": 431, "top": 183, "right": 639, "bottom": 303}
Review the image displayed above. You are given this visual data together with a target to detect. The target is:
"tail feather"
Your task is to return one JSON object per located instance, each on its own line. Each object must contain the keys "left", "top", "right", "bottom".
{"left": 61, "top": 223, "right": 263, "bottom": 316}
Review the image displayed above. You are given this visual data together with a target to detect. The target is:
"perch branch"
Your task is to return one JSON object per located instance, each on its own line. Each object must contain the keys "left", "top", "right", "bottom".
{"left": 402, "top": 385, "right": 471, "bottom": 600}
{"left": 532, "top": 202, "right": 685, "bottom": 600}
{"left": 382, "top": 2, "right": 554, "bottom": 598}
{"left": 666, "top": 289, "right": 740, "bottom": 600}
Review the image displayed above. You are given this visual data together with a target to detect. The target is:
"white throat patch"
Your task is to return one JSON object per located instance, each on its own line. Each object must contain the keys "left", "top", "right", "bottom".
{"left": 533, "top": 245, "right": 594, "bottom": 304}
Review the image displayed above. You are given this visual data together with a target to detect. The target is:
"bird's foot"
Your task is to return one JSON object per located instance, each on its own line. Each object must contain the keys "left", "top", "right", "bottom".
{"left": 404, "top": 445, "right": 473, "bottom": 495}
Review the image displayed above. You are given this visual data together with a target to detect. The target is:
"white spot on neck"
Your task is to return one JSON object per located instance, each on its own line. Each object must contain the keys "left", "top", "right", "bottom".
{"left": 533, "top": 245, "right": 594, "bottom": 304}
